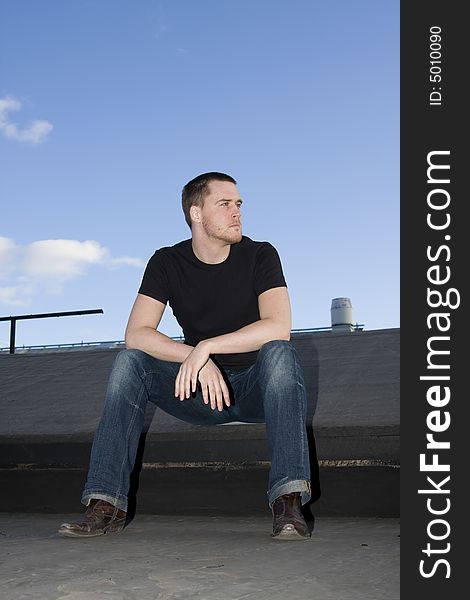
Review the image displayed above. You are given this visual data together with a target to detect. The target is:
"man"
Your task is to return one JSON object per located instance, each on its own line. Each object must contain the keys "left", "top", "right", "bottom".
{"left": 59, "top": 172, "right": 312, "bottom": 540}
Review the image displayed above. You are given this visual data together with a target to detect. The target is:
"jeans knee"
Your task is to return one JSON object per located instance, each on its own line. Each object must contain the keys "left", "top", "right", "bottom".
{"left": 108, "top": 349, "right": 149, "bottom": 387}
{"left": 257, "top": 340, "right": 300, "bottom": 389}
{"left": 113, "top": 348, "right": 146, "bottom": 370}
{"left": 259, "top": 339, "right": 294, "bottom": 366}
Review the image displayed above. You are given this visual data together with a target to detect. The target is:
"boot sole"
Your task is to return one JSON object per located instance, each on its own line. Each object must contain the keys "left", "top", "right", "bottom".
{"left": 271, "top": 524, "right": 311, "bottom": 540}
{"left": 58, "top": 523, "right": 125, "bottom": 538}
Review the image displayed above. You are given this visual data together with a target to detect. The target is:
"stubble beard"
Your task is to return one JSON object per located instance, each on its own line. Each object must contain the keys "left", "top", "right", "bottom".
{"left": 201, "top": 218, "right": 242, "bottom": 245}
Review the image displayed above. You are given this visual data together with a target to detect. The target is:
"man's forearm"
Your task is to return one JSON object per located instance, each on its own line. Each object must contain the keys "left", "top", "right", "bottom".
{"left": 125, "top": 327, "right": 194, "bottom": 363}
{"left": 204, "top": 318, "right": 290, "bottom": 355}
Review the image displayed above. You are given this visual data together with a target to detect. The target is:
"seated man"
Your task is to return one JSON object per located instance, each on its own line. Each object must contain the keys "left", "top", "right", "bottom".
{"left": 59, "top": 171, "right": 312, "bottom": 540}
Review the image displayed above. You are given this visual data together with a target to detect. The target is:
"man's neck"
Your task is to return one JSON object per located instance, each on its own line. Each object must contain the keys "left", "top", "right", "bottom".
{"left": 191, "top": 235, "right": 231, "bottom": 265}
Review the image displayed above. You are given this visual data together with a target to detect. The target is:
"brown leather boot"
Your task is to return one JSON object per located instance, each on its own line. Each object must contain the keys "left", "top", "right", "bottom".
{"left": 58, "top": 499, "right": 127, "bottom": 538}
{"left": 271, "top": 492, "right": 311, "bottom": 540}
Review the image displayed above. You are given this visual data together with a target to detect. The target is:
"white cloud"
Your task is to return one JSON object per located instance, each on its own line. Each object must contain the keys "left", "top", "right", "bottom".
{"left": 0, "top": 236, "right": 16, "bottom": 255}
{"left": 0, "top": 236, "right": 144, "bottom": 307}
{"left": 108, "top": 256, "right": 146, "bottom": 268}
{"left": 0, "top": 95, "right": 53, "bottom": 145}
{"left": 0, "top": 285, "right": 32, "bottom": 307}
{"left": 0, "top": 237, "right": 18, "bottom": 279}
{"left": 24, "top": 239, "right": 109, "bottom": 280}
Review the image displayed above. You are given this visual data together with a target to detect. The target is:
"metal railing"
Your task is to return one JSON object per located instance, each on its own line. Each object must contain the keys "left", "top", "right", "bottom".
{"left": 0, "top": 309, "right": 103, "bottom": 353}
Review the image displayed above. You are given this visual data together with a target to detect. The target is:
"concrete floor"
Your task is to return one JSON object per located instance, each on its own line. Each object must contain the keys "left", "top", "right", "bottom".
{"left": 0, "top": 513, "right": 399, "bottom": 600}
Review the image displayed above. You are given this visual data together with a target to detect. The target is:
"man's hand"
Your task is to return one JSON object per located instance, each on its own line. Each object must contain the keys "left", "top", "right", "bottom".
{"left": 174, "top": 342, "right": 231, "bottom": 411}
{"left": 197, "top": 359, "right": 231, "bottom": 412}
{"left": 175, "top": 341, "right": 211, "bottom": 399}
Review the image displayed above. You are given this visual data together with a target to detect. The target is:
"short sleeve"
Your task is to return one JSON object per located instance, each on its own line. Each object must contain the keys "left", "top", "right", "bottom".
{"left": 253, "top": 243, "right": 287, "bottom": 296}
{"left": 137, "top": 250, "right": 170, "bottom": 304}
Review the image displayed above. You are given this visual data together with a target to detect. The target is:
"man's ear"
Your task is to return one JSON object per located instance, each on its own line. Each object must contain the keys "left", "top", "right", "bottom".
{"left": 190, "top": 205, "right": 201, "bottom": 225}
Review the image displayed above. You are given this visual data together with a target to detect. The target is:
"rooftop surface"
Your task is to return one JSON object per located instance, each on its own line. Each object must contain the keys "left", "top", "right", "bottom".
{"left": 1, "top": 513, "right": 399, "bottom": 600}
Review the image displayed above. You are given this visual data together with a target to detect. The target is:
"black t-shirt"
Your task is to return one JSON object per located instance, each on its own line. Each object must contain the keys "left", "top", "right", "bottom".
{"left": 138, "top": 235, "right": 287, "bottom": 369}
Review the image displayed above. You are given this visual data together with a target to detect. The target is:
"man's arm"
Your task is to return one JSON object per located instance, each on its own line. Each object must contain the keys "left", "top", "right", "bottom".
{"left": 125, "top": 294, "right": 231, "bottom": 410}
{"left": 126, "top": 287, "right": 291, "bottom": 411}
{"left": 124, "top": 294, "right": 194, "bottom": 362}
{"left": 205, "top": 286, "right": 292, "bottom": 354}
{"left": 174, "top": 286, "right": 292, "bottom": 399}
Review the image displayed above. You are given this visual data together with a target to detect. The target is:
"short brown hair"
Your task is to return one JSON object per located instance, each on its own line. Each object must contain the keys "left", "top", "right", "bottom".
{"left": 181, "top": 172, "right": 237, "bottom": 228}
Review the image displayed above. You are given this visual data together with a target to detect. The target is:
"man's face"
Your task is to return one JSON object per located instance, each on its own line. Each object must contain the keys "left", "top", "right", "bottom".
{"left": 198, "top": 180, "right": 243, "bottom": 244}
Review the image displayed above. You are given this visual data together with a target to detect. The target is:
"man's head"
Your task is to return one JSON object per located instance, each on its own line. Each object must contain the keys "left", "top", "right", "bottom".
{"left": 182, "top": 172, "right": 243, "bottom": 245}
{"left": 182, "top": 172, "right": 237, "bottom": 229}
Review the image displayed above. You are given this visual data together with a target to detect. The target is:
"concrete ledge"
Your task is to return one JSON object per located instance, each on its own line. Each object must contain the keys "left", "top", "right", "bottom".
{"left": 0, "top": 424, "right": 398, "bottom": 466}
{"left": 0, "top": 328, "right": 400, "bottom": 516}
{"left": 0, "top": 464, "right": 399, "bottom": 517}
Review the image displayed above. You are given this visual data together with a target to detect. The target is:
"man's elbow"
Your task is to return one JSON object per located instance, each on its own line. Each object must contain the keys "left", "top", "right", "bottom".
{"left": 125, "top": 325, "right": 158, "bottom": 350}
{"left": 125, "top": 328, "right": 139, "bottom": 350}
{"left": 271, "top": 320, "right": 291, "bottom": 342}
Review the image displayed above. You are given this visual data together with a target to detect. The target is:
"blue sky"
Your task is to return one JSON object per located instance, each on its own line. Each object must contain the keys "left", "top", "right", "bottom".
{"left": 0, "top": 0, "right": 399, "bottom": 348}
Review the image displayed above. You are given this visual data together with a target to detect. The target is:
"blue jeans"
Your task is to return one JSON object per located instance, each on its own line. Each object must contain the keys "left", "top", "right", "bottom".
{"left": 82, "top": 339, "right": 311, "bottom": 511}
